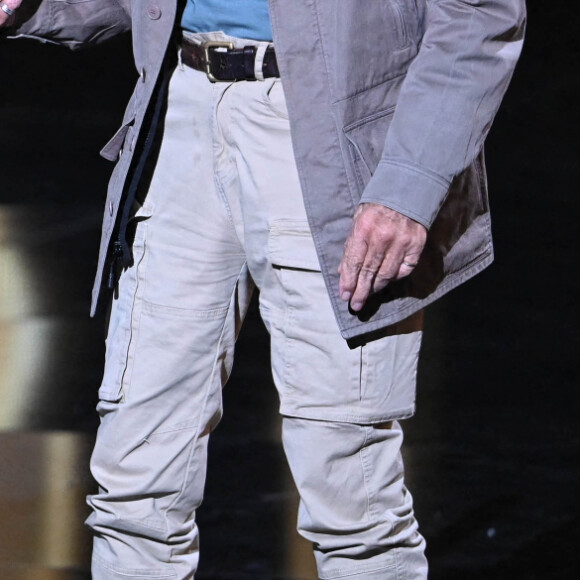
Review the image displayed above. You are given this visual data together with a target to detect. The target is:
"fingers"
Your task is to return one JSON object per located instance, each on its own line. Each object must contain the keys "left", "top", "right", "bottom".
{"left": 0, "top": 0, "right": 22, "bottom": 26}
{"left": 341, "top": 241, "right": 391, "bottom": 312}
{"left": 337, "top": 243, "right": 366, "bottom": 305}
{"left": 338, "top": 203, "right": 426, "bottom": 312}
{"left": 338, "top": 205, "right": 370, "bottom": 305}
{"left": 352, "top": 241, "right": 403, "bottom": 311}
{"left": 346, "top": 237, "right": 404, "bottom": 311}
{"left": 397, "top": 257, "right": 420, "bottom": 280}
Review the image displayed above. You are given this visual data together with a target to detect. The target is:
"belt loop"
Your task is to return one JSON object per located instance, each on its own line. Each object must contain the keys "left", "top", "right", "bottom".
{"left": 254, "top": 43, "right": 269, "bottom": 81}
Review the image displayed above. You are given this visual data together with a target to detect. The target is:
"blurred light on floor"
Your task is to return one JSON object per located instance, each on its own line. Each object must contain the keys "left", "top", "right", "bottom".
{"left": 0, "top": 209, "right": 54, "bottom": 430}
{"left": 0, "top": 431, "right": 94, "bottom": 579}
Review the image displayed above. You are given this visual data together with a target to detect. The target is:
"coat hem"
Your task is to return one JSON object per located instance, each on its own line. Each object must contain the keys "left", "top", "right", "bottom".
{"left": 338, "top": 248, "right": 493, "bottom": 340}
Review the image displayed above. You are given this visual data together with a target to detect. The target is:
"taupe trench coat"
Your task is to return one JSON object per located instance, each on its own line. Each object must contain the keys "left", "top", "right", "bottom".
{"left": 11, "top": 0, "right": 526, "bottom": 339}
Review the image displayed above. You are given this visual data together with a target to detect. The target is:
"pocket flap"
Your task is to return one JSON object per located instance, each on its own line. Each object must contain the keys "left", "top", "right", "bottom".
{"left": 268, "top": 219, "right": 321, "bottom": 271}
{"left": 343, "top": 107, "right": 395, "bottom": 184}
{"left": 100, "top": 120, "right": 135, "bottom": 162}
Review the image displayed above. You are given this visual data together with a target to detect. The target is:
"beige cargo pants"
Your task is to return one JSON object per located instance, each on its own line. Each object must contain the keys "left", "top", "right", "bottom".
{"left": 87, "top": 32, "right": 427, "bottom": 580}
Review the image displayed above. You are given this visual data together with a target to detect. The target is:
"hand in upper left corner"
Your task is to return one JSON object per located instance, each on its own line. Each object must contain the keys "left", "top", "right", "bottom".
{"left": 0, "top": 0, "right": 23, "bottom": 27}
{"left": 338, "top": 202, "right": 427, "bottom": 312}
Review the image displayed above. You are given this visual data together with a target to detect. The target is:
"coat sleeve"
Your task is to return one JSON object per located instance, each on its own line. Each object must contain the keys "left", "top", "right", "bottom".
{"left": 360, "top": 0, "right": 526, "bottom": 229}
{"left": 5, "top": 0, "right": 131, "bottom": 49}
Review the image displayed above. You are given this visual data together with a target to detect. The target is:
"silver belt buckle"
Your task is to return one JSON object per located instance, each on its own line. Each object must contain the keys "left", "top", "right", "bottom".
{"left": 202, "top": 40, "right": 235, "bottom": 82}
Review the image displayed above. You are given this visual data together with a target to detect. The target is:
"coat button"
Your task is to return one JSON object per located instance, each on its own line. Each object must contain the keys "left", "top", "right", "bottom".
{"left": 147, "top": 4, "right": 161, "bottom": 19}
{"left": 109, "top": 201, "right": 114, "bottom": 216}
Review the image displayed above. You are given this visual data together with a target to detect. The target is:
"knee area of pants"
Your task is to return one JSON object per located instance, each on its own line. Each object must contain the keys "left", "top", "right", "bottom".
{"left": 282, "top": 417, "right": 404, "bottom": 460}
{"left": 283, "top": 417, "right": 368, "bottom": 456}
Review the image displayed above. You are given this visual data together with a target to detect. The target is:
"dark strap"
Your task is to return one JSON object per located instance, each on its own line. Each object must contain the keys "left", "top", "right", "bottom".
{"left": 107, "top": 62, "right": 172, "bottom": 290}
{"left": 181, "top": 38, "right": 279, "bottom": 81}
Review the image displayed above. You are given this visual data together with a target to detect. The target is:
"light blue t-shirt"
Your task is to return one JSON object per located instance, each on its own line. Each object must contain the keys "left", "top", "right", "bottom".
{"left": 181, "top": 0, "right": 273, "bottom": 42}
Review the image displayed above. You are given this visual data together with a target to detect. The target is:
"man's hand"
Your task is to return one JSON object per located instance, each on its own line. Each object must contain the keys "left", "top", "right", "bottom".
{"left": 338, "top": 203, "right": 427, "bottom": 312}
{"left": 0, "top": 0, "right": 23, "bottom": 27}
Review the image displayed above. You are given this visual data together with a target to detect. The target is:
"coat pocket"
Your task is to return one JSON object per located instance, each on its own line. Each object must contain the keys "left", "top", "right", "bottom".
{"left": 343, "top": 107, "right": 395, "bottom": 193}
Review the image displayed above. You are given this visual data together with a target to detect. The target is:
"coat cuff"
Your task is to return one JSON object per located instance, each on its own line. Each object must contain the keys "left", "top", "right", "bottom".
{"left": 360, "top": 158, "right": 451, "bottom": 229}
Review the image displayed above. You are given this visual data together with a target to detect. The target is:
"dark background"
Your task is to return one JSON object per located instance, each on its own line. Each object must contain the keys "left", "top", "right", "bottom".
{"left": 0, "top": 2, "right": 578, "bottom": 578}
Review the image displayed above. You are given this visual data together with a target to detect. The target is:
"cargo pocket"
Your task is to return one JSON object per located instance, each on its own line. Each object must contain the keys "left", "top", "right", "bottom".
{"left": 266, "top": 220, "right": 363, "bottom": 422}
{"left": 268, "top": 219, "right": 321, "bottom": 272}
{"left": 357, "top": 314, "right": 423, "bottom": 421}
{"left": 266, "top": 219, "right": 420, "bottom": 423}
{"left": 98, "top": 202, "right": 153, "bottom": 403}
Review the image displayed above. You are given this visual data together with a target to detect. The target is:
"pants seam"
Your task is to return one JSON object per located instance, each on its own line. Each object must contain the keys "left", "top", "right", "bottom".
{"left": 282, "top": 269, "right": 295, "bottom": 401}
{"left": 320, "top": 558, "right": 398, "bottom": 579}
{"left": 395, "top": 545, "right": 403, "bottom": 580}
{"left": 166, "top": 263, "right": 247, "bottom": 518}
{"left": 359, "top": 426, "right": 377, "bottom": 521}
{"left": 92, "top": 553, "right": 178, "bottom": 578}
{"left": 120, "top": 224, "right": 149, "bottom": 403}
{"left": 212, "top": 81, "right": 245, "bottom": 250}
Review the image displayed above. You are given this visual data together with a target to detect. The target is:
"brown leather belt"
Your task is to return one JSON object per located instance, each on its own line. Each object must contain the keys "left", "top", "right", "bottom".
{"left": 180, "top": 38, "right": 280, "bottom": 82}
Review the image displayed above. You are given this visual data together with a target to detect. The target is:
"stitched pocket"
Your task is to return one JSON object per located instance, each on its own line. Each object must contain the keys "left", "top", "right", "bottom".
{"left": 268, "top": 219, "right": 320, "bottom": 272}
{"left": 261, "top": 78, "right": 290, "bottom": 120}
{"left": 343, "top": 107, "right": 395, "bottom": 193}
